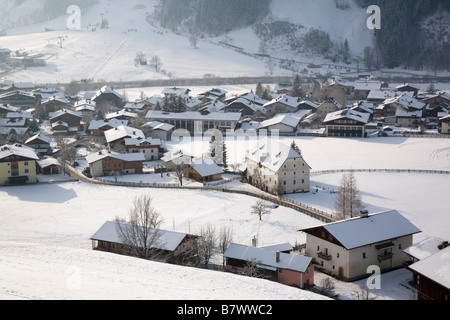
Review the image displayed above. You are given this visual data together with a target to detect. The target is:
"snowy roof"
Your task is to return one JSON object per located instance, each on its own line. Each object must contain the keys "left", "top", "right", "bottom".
{"left": 143, "top": 121, "right": 175, "bottom": 132}
{"left": 25, "top": 133, "right": 52, "bottom": 145}
{"left": 89, "top": 119, "right": 129, "bottom": 131}
{"left": 263, "top": 94, "right": 302, "bottom": 109}
{"left": 105, "top": 109, "right": 138, "bottom": 120}
{"left": 189, "top": 160, "right": 224, "bottom": 177}
{"left": 91, "top": 86, "right": 123, "bottom": 100}
{"left": 260, "top": 243, "right": 293, "bottom": 252}
{"left": 85, "top": 150, "right": 145, "bottom": 164}
{"left": 408, "top": 246, "right": 450, "bottom": 290}
{"left": 258, "top": 113, "right": 301, "bottom": 129}
{"left": 382, "top": 94, "right": 426, "bottom": 110}
{"left": 323, "top": 109, "right": 370, "bottom": 124}
{"left": 298, "top": 100, "right": 318, "bottom": 109}
{"left": 403, "top": 236, "right": 447, "bottom": 261}
{"left": 124, "top": 137, "right": 161, "bottom": 147}
{"left": 353, "top": 80, "right": 382, "bottom": 91}
{"left": 0, "top": 104, "right": 20, "bottom": 113}
{"left": 246, "top": 140, "right": 305, "bottom": 173}
{"left": 300, "top": 210, "right": 421, "bottom": 250}
{"left": 162, "top": 87, "right": 190, "bottom": 96}
{"left": 104, "top": 125, "right": 145, "bottom": 143}
{"left": 0, "top": 144, "right": 39, "bottom": 161}
{"left": 224, "top": 243, "right": 312, "bottom": 273}
{"left": 90, "top": 221, "right": 191, "bottom": 252}
{"left": 37, "top": 157, "right": 61, "bottom": 168}
{"left": 49, "top": 109, "right": 82, "bottom": 120}
{"left": 395, "top": 108, "right": 422, "bottom": 118}
{"left": 123, "top": 102, "right": 147, "bottom": 110}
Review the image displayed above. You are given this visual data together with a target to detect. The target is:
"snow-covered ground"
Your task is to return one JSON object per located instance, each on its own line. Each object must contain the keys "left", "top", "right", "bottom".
{"left": 1, "top": 136, "right": 449, "bottom": 300}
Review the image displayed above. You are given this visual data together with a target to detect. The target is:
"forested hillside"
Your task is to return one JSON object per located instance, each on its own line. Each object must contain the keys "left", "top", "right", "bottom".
{"left": 355, "top": 0, "right": 450, "bottom": 71}
{"left": 159, "top": 0, "right": 271, "bottom": 36}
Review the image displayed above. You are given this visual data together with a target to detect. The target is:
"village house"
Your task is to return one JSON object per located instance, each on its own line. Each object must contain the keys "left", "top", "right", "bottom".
{"left": 105, "top": 109, "right": 139, "bottom": 122}
{"left": 396, "top": 83, "right": 420, "bottom": 97}
{"left": 88, "top": 119, "right": 129, "bottom": 143}
{"left": 183, "top": 160, "right": 224, "bottom": 183}
{"left": 49, "top": 109, "right": 82, "bottom": 134}
{"left": 40, "top": 96, "right": 69, "bottom": 110}
{"left": 0, "top": 48, "right": 11, "bottom": 62}
{"left": 104, "top": 125, "right": 145, "bottom": 150}
{"left": 299, "top": 210, "right": 421, "bottom": 282}
{"left": 74, "top": 99, "right": 96, "bottom": 116}
{"left": 37, "top": 156, "right": 61, "bottom": 175}
{"left": 351, "top": 79, "right": 382, "bottom": 100}
{"left": 90, "top": 221, "right": 199, "bottom": 262}
{"left": 222, "top": 97, "right": 266, "bottom": 117}
{"left": 315, "top": 98, "right": 342, "bottom": 121}
{"left": 403, "top": 239, "right": 450, "bottom": 300}
{"left": 0, "top": 90, "right": 37, "bottom": 109}
{"left": 197, "top": 88, "right": 228, "bottom": 102}
{"left": 161, "top": 150, "right": 193, "bottom": 169}
{"left": 263, "top": 95, "right": 303, "bottom": 117}
{"left": 141, "top": 120, "right": 175, "bottom": 141}
{"left": 323, "top": 108, "right": 370, "bottom": 138}
{"left": 24, "top": 133, "right": 52, "bottom": 156}
{"left": 224, "top": 243, "right": 314, "bottom": 289}
{"left": 85, "top": 150, "right": 145, "bottom": 177}
{"left": 0, "top": 144, "right": 39, "bottom": 186}
{"left": 439, "top": 115, "right": 450, "bottom": 134}
{"left": 421, "top": 91, "right": 450, "bottom": 106}
{"left": 245, "top": 140, "right": 311, "bottom": 195}
{"left": 257, "top": 112, "right": 309, "bottom": 135}
{"left": 375, "top": 94, "right": 426, "bottom": 121}
{"left": 395, "top": 108, "right": 423, "bottom": 128}
{"left": 90, "top": 86, "right": 124, "bottom": 110}
{"left": 124, "top": 137, "right": 162, "bottom": 161}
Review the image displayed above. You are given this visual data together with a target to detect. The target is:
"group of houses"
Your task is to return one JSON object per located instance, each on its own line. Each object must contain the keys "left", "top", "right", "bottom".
{"left": 89, "top": 209, "right": 449, "bottom": 299}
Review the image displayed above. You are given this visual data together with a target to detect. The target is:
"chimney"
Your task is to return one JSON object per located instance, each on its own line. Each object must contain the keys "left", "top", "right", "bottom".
{"left": 252, "top": 236, "right": 257, "bottom": 247}
{"left": 276, "top": 251, "right": 280, "bottom": 263}
{"left": 360, "top": 210, "right": 369, "bottom": 218}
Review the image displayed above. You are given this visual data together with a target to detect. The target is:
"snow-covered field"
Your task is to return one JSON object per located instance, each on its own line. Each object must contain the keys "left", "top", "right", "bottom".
{"left": 1, "top": 136, "right": 449, "bottom": 301}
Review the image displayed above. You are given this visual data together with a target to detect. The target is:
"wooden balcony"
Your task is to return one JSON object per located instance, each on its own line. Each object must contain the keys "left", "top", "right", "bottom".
{"left": 318, "top": 252, "right": 332, "bottom": 261}
{"left": 377, "top": 252, "right": 393, "bottom": 262}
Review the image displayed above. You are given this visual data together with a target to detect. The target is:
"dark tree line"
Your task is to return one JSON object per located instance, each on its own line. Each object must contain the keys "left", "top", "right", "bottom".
{"left": 159, "top": 0, "right": 271, "bottom": 36}
{"left": 356, "top": 0, "right": 450, "bottom": 71}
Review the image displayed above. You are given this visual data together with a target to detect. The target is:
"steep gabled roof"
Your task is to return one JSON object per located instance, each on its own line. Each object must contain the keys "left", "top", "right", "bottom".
{"left": 300, "top": 210, "right": 421, "bottom": 250}
{"left": 90, "top": 221, "right": 191, "bottom": 252}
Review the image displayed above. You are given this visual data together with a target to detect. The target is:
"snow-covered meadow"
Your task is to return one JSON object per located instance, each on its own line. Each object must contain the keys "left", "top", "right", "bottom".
{"left": 1, "top": 136, "right": 449, "bottom": 300}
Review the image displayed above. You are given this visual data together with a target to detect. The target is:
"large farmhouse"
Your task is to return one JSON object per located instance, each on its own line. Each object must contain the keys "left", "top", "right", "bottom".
{"left": 245, "top": 140, "right": 311, "bottom": 195}
{"left": 90, "top": 221, "right": 199, "bottom": 262}
{"left": 85, "top": 150, "right": 145, "bottom": 177}
{"left": 299, "top": 210, "right": 421, "bottom": 282}
{"left": 0, "top": 144, "right": 39, "bottom": 186}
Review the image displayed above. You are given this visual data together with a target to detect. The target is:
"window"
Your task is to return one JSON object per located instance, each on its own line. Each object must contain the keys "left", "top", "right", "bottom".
{"left": 337, "top": 253, "right": 339, "bottom": 258}
{"left": 363, "top": 252, "right": 366, "bottom": 259}
{"left": 317, "top": 246, "right": 320, "bottom": 251}
{"left": 24, "top": 162, "right": 28, "bottom": 166}
{"left": 293, "top": 180, "right": 296, "bottom": 185}
{"left": 25, "top": 169, "right": 29, "bottom": 173}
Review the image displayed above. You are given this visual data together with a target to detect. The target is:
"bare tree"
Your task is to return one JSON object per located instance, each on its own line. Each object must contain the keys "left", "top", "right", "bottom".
{"left": 319, "top": 278, "right": 336, "bottom": 297}
{"left": 55, "top": 136, "right": 76, "bottom": 174}
{"left": 114, "top": 195, "right": 165, "bottom": 260}
{"left": 351, "top": 286, "right": 377, "bottom": 300}
{"left": 149, "top": 55, "right": 163, "bottom": 72}
{"left": 241, "top": 258, "right": 263, "bottom": 278}
{"left": 334, "top": 170, "right": 365, "bottom": 220}
{"left": 251, "top": 200, "right": 272, "bottom": 221}
{"left": 195, "top": 224, "right": 218, "bottom": 268}
{"left": 219, "top": 226, "right": 234, "bottom": 266}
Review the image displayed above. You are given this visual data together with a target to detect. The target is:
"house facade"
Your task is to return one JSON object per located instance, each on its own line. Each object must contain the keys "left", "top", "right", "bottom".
{"left": 246, "top": 140, "right": 311, "bottom": 195}
{"left": 0, "top": 144, "right": 39, "bottom": 186}
{"left": 183, "top": 160, "right": 224, "bottom": 183}
{"left": 85, "top": 150, "right": 145, "bottom": 177}
{"left": 124, "top": 137, "right": 162, "bottom": 161}
{"left": 324, "top": 109, "right": 370, "bottom": 138}
{"left": 50, "top": 109, "right": 82, "bottom": 134}
{"left": 299, "top": 210, "right": 421, "bottom": 282}
{"left": 439, "top": 115, "right": 450, "bottom": 134}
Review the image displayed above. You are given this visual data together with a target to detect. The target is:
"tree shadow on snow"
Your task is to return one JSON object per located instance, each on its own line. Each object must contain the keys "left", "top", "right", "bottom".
{"left": 3, "top": 183, "right": 78, "bottom": 204}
